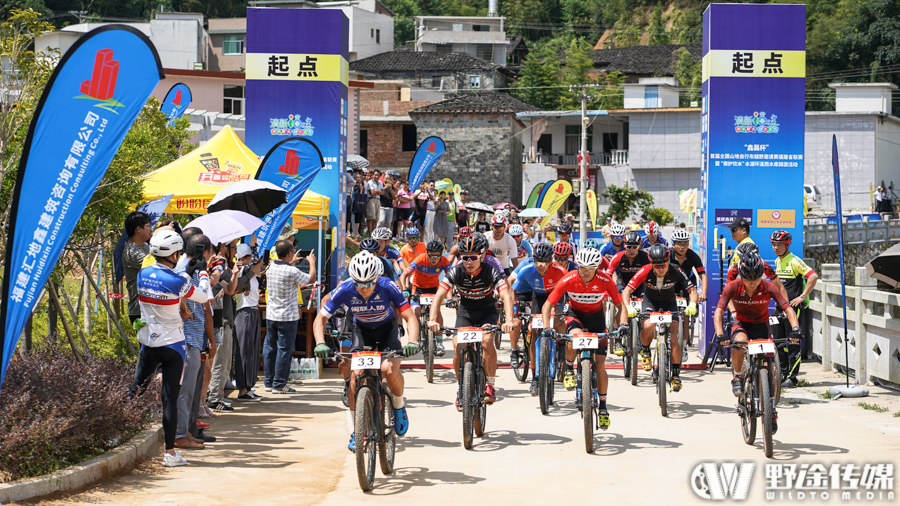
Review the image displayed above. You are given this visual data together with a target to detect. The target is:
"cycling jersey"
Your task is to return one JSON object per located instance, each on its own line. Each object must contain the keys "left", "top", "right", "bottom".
{"left": 382, "top": 244, "right": 404, "bottom": 267}
{"left": 454, "top": 252, "right": 504, "bottom": 273}
{"left": 440, "top": 263, "right": 508, "bottom": 311}
{"left": 512, "top": 256, "right": 532, "bottom": 275}
{"left": 406, "top": 253, "right": 451, "bottom": 289}
{"left": 339, "top": 257, "right": 398, "bottom": 283}
{"left": 599, "top": 241, "right": 624, "bottom": 258}
{"left": 400, "top": 241, "right": 426, "bottom": 267}
{"left": 487, "top": 232, "right": 517, "bottom": 268}
{"left": 726, "top": 261, "right": 778, "bottom": 283}
{"left": 557, "top": 259, "right": 578, "bottom": 272}
{"left": 511, "top": 261, "right": 568, "bottom": 295}
{"left": 774, "top": 253, "right": 814, "bottom": 303}
{"left": 606, "top": 249, "right": 651, "bottom": 285}
{"left": 546, "top": 270, "right": 622, "bottom": 314}
{"left": 137, "top": 263, "right": 211, "bottom": 348}
{"left": 717, "top": 278, "right": 790, "bottom": 324}
{"left": 640, "top": 236, "right": 668, "bottom": 251}
{"left": 626, "top": 264, "right": 693, "bottom": 307}
{"left": 671, "top": 247, "right": 706, "bottom": 284}
{"left": 516, "top": 240, "right": 533, "bottom": 260}
{"left": 321, "top": 277, "right": 411, "bottom": 329}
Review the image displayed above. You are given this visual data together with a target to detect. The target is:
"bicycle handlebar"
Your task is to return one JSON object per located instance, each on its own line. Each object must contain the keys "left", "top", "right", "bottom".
{"left": 726, "top": 337, "right": 791, "bottom": 349}
{"left": 437, "top": 325, "right": 502, "bottom": 336}
{"left": 333, "top": 350, "right": 403, "bottom": 360}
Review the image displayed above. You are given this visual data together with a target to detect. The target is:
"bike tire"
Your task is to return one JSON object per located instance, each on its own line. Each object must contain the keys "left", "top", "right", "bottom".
{"left": 759, "top": 368, "right": 774, "bottom": 458}
{"left": 658, "top": 334, "right": 668, "bottom": 417}
{"left": 631, "top": 320, "right": 639, "bottom": 386}
{"left": 462, "top": 361, "right": 475, "bottom": 449}
{"left": 425, "top": 327, "right": 435, "bottom": 384}
{"left": 341, "top": 380, "right": 350, "bottom": 408}
{"left": 772, "top": 353, "right": 782, "bottom": 405}
{"left": 378, "top": 388, "right": 396, "bottom": 475}
{"left": 354, "top": 387, "right": 376, "bottom": 491}
{"left": 581, "top": 358, "right": 594, "bottom": 453}
{"left": 538, "top": 336, "right": 551, "bottom": 415}
{"left": 512, "top": 331, "right": 529, "bottom": 383}
{"left": 474, "top": 366, "right": 486, "bottom": 437}
{"left": 741, "top": 375, "right": 757, "bottom": 445}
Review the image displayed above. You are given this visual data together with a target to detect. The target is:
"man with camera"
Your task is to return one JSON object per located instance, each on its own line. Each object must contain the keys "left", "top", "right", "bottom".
{"left": 234, "top": 243, "right": 266, "bottom": 401}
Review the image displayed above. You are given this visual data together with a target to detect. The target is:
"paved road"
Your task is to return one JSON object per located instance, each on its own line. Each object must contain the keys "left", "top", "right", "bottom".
{"left": 26, "top": 311, "right": 900, "bottom": 505}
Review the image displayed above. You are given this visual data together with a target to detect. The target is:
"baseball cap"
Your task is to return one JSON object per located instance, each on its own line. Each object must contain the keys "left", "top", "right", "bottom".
{"left": 729, "top": 217, "right": 750, "bottom": 230}
{"left": 236, "top": 244, "right": 252, "bottom": 259}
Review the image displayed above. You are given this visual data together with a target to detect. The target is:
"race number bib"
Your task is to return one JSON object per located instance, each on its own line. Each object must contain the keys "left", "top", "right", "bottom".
{"left": 648, "top": 312, "right": 672, "bottom": 324}
{"left": 630, "top": 298, "right": 642, "bottom": 310}
{"left": 351, "top": 351, "right": 381, "bottom": 370}
{"left": 572, "top": 332, "right": 600, "bottom": 349}
{"left": 768, "top": 316, "right": 780, "bottom": 325}
{"left": 748, "top": 340, "right": 776, "bottom": 356}
{"left": 420, "top": 296, "right": 434, "bottom": 306}
{"left": 531, "top": 316, "right": 544, "bottom": 329}
{"left": 458, "top": 327, "right": 482, "bottom": 343}
{"left": 676, "top": 297, "right": 687, "bottom": 308}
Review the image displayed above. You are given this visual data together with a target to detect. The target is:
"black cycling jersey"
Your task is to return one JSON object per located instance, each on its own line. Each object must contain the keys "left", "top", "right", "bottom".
{"left": 606, "top": 249, "right": 651, "bottom": 286}
{"left": 670, "top": 247, "right": 705, "bottom": 285}
{"left": 627, "top": 263, "right": 694, "bottom": 307}
{"left": 440, "top": 263, "right": 508, "bottom": 311}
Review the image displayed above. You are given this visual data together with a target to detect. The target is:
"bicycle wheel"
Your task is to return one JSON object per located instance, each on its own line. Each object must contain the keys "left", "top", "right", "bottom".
{"left": 581, "top": 358, "right": 594, "bottom": 453}
{"left": 658, "top": 334, "right": 668, "bottom": 417}
{"left": 425, "top": 327, "right": 435, "bottom": 384}
{"left": 462, "top": 361, "right": 475, "bottom": 449}
{"left": 512, "top": 331, "right": 529, "bottom": 383}
{"left": 474, "top": 367, "right": 486, "bottom": 437}
{"left": 622, "top": 331, "right": 631, "bottom": 379}
{"left": 740, "top": 375, "right": 757, "bottom": 445}
{"left": 631, "top": 320, "right": 639, "bottom": 386}
{"left": 378, "top": 388, "right": 396, "bottom": 475}
{"left": 759, "top": 368, "right": 774, "bottom": 458}
{"left": 772, "top": 353, "right": 782, "bottom": 405}
{"left": 538, "top": 336, "right": 551, "bottom": 415}
{"left": 354, "top": 386, "right": 377, "bottom": 491}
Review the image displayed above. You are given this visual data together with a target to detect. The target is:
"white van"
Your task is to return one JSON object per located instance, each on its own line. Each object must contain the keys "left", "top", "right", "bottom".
{"left": 804, "top": 184, "right": 820, "bottom": 208}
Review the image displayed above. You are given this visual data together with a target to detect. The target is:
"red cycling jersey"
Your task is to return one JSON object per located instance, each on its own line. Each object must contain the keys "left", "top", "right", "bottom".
{"left": 717, "top": 279, "right": 790, "bottom": 324}
{"left": 545, "top": 270, "right": 622, "bottom": 314}
{"left": 726, "top": 262, "right": 778, "bottom": 283}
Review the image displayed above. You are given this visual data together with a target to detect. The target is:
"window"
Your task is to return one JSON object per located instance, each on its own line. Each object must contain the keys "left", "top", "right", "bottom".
{"left": 473, "top": 24, "right": 490, "bottom": 32}
{"left": 469, "top": 75, "right": 481, "bottom": 89}
{"left": 402, "top": 124, "right": 417, "bottom": 151}
{"left": 565, "top": 125, "right": 592, "bottom": 154}
{"left": 432, "top": 75, "right": 447, "bottom": 88}
{"left": 360, "top": 130, "right": 368, "bottom": 159}
{"left": 644, "top": 85, "right": 658, "bottom": 108}
{"left": 223, "top": 85, "right": 244, "bottom": 115}
{"left": 537, "top": 134, "right": 552, "bottom": 155}
{"left": 436, "top": 44, "right": 452, "bottom": 53}
{"left": 376, "top": 29, "right": 380, "bottom": 43}
{"left": 602, "top": 133, "right": 618, "bottom": 153}
{"left": 222, "top": 35, "right": 244, "bottom": 55}
{"left": 371, "top": 28, "right": 374, "bottom": 37}
{"left": 476, "top": 44, "right": 493, "bottom": 61}
{"left": 622, "top": 122, "right": 629, "bottom": 150}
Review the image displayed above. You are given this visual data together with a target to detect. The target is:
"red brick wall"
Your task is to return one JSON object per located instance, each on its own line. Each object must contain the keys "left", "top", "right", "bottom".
{"left": 364, "top": 123, "right": 416, "bottom": 170}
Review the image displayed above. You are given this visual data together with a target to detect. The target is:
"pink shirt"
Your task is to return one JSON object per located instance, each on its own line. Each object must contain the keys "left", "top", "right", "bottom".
{"left": 396, "top": 188, "right": 414, "bottom": 209}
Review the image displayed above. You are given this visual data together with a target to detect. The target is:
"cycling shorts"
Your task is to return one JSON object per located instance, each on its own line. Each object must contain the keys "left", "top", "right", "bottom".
{"left": 563, "top": 307, "right": 607, "bottom": 356}
{"left": 456, "top": 305, "right": 500, "bottom": 329}
{"left": 641, "top": 298, "right": 678, "bottom": 314}
{"left": 618, "top": 277, "right": 644, "bottom": 298}
{"left": 732, "top": 321, "right": 770, "bottom": 342}
{"left": 530, "top": 292, "right": 562, "bottom": 316}
{"left": 409, "top": 286, "right": 438, "bottom": 307}
{"left": 515, "top": 291, "right": 533, "bottom": 305}
{"left": 350, "top": 320, "right": 401, "bottom": 353}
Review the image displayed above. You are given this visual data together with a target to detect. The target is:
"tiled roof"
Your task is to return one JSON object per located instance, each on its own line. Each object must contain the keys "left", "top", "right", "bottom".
{"left": 410, "top": 91, "right": 540, "bottom": 114}
{"left": 350, "top": 50, "right": 508, "bottom": 74}
{"left": 592, "top": 44, "right": 701, "bottom": 75}
{"left": 507, "top": 35, "right": 524, "bottom": 53}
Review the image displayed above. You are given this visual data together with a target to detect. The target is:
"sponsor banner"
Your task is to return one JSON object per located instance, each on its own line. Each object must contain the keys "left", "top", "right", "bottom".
{"left": 160, "top": 83, "right": 191, "bottom": 126}
{"left": 757, "top": 209, "right": 795, "bottom": 228}
{"left": 113, "top": 194, "right": 173, "bottom": 283}
{"left": 713, "top": 208, "right": 753, "bottom": 227}
{"left": 525, "top": 183, "right": 544, "bottom": 209}
{"left": 0, "top": 26, "right": 162, "bottom": 385}
{"left": 702, "top": 50, "right": 805, "bottom": 80}
{"left": 408, "top": 137, "right": 446, "bottom": 191}
{"left": 539, "top": 180, "right": 573, "bottom": 218}
{"left": 586, "top": 189, "right": 597, "bottom": 231}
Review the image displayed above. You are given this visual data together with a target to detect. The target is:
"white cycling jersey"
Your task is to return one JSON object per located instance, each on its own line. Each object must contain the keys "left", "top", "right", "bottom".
{"left": 137, "top": 262, "right": 211, "bottom": 348}
{"left": 486, "top": 232, "right": 517, "bottom": 269}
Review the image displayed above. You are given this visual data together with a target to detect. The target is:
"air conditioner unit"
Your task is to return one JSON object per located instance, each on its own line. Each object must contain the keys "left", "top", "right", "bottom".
{"left": 193, "top": 62, "right": 204, "bottom": 70}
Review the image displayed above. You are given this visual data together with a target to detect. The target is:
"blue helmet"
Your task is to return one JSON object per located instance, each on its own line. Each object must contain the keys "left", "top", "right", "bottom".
{"left": 405, "top": 227, "right": 420, "bottom": 238}
{"left": 584, "top": 238, "right": 600, "bottom": 249}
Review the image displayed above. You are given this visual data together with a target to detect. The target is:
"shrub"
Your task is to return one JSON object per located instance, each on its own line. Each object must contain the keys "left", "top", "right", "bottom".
{"left": 647, "top": 207, "right": 675, "bottom": 226}
{"left": 0, "top": 338, "right": 158, "bottom": 481}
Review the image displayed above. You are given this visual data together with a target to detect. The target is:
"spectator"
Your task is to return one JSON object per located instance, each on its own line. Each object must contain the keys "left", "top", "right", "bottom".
{"left": 456, "top": 190, "right": 470, "bottom": 228}
{"left": 123, "top": 211, "right": 151, "bottom": 324}
{"left": 234, "top": 244, "right": 265, "bottom": 401}
{"left": 433, "top": 191, "right": 453, "bottom": 248}
{"left": 875, "top": 186, "right": 884, "bottom": 213}
{"left": 263, "top": 240, "right": 316, "bottom": 394}
{"left": 412, "top": 182, "right": 431, "bottom": 233}
{"left": 423, "top": 181, "right": 437, "bottom": 242}
{"left": 396, "top": 179, "right": 415, "bottom": 239}
{"left": 377, "top": 172, "right": 395, "bottom": 230}
{"left": 365, "top": 170, "right": 383, "bottom": 234}
{"left": 206, "top": 241, "right": 245, "bottom": 412}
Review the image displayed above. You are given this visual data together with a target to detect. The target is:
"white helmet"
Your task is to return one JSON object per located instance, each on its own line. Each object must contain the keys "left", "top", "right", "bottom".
{"left": 491, "top": 213, "right": 508, "bottom": 226}
{"left": 575, "top": 247, "right": 605, "bottom": 268}
{"left": 149, "top": 230, "right": 183, "bottom": 257}
{"left": 371, "top": 227, "right": 392, "bottom": 240}
{"left": 610, "top": 224, "right": 627, "bottom": 237}
{"left": 508, "top": 224, "right": 524, "bottom": 237}
{"left": 671, "top": 229, "right": 690, "bottom": 241}
{"left": 348, "top": 251, "right": 384, "bottom": 282}
{"left": 645, "top": 220, "right": 660, "bottom": 237}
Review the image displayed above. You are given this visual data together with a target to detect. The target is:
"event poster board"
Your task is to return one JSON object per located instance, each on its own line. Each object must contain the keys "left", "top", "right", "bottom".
{"left": 698, "top": 4, "right": 806, "bottom": 352}
{"left": 245, "top": 8, "right": 349, "bottom": 289}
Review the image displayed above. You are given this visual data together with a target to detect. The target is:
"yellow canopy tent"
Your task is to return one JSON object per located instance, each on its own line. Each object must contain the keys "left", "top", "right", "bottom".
{"left": 142, "top": 125, "right": 330, "bottom": 228}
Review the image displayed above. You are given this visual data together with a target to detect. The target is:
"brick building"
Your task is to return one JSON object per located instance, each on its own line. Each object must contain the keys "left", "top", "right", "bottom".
{"left": 350, "top": 50, "right": 514, "bottom": 95}
{"left": 359, "top": 81, "right": 437, "bottom": 173}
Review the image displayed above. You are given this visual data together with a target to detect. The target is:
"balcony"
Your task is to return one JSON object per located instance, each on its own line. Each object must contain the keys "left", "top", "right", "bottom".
{"left": 523, "top": 150, "right": 628, "bottom": 166}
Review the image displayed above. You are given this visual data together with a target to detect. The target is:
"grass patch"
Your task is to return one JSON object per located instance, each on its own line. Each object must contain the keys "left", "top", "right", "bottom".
{"left": 785, "top": 399, "right": 801, "bottom": 405}
{"left": 796, "top": 379, "right": 812, "bottom": 387}
{"left": 857, "top": 402, "right": 889, "bottom": 413}
{"left": 819, "top": 390, "right": 835, "bottom": 399}
{"left": 893, "top": 411, "right": 900, "bottom": 418}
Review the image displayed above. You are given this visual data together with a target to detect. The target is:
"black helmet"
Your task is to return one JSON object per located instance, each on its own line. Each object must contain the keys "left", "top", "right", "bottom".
{"left": 459, "top": 234, "right": 488, "bottom": 254}
{"left": 735, "top": 241, "right": 759, "bottom": 258}
{"left": 624, "top": 231, "right": 641, "bottom": 246}
{"left": 648, "top": 244, "right": 670, "bottom": 264}
{"left": 557, "top": 222, "right": 573, "bottom": 234}
{"left": 739, "top": 251, "right": 765, "bottom": 280}
{"left": 533, "top": 242, "right": 553, "bottom": 262}
{"left": 360, "top": 238, "right": 380, "bottom": 253}
{"left": 426, "top": 240, "right": 444, "bottom": 253}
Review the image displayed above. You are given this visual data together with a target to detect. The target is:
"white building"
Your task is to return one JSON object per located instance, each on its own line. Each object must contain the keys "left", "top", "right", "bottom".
{"left": 414, "top": 16, "right": 507, "bottom": 66}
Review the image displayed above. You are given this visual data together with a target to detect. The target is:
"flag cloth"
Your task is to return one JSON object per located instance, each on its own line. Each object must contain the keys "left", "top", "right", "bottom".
{"left": 408, "top": 137, "right": 445, "bottom": 190}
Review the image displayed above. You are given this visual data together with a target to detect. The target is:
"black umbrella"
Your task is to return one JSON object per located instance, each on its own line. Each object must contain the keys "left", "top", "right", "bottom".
{"left": 865, "top": 243, "right": 900, "bottom": 288}
{"left": 206, "top": 180, "right": 287, "bottom": 217}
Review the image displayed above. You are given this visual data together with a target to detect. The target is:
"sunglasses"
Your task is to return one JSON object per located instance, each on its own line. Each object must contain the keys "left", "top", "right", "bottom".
{"left": 408, "top": 237, "right": 419, "bottom": 241}
{"left": 652, "top": 263, "right": 668, "bottom": 269}
{"left": 534, "top": 260, "right": 550, "bottom": 267}
{"left": 355, "top": 280, "right": 376, "bottom": 288}
{"left": 625, "top": 245, "right": 639, "bottom": 250}
{"left": 554, "top": 256, "right": 569, "bottom": 262}
{"left": 492, "top": 224, "right": 505, "bottom": 228}
{"left": 559, "top": 233, "right": 571, "bottom": 237}
{"left": 428, "top": 254, "right": 442, "bottom": 259}
{"left": 461, "top": 255, "right": 480, "bottom": 262}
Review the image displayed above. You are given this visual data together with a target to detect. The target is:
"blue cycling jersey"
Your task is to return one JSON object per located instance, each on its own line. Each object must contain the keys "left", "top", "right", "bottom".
{"left": 600, "top": 241, "right": 624, "bottom": 258}
{"left": 512, "top": 262, "right": 546, "bottom": 294}
{"left": 321, "top": 277, "right": 410, "bottom": 329}
{"left": 513, "top": 257, "right": 533, "bottom": 275}
{"left": 641, "top": 237, "right": 669, "bottom": 250}
{"left": 383, "top": 245, "right": 403, "bottom": 263}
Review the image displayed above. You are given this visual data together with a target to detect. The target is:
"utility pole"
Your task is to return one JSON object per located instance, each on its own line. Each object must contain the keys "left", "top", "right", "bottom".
{"left": 570, "top": 84, "right": 599, "bottom": 248}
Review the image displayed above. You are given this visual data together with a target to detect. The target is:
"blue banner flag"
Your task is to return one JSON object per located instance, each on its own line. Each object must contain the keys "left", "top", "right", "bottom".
{"left": 113, "top": 194, "right": 173, "bottom": 284}
{"left": 0, "top": 26, "right": 163, "bottom": 385}
{"left": 535, "top": 179, "right": 555, "bottom": 207}
{"left": 407, "top": 137, "right": 445, "bottom": 191}
{"left": 160, "top": 83, "right": 191, "bottom": 126}
{"left": 254, "top": 137, "right": 324, "bottom": 251}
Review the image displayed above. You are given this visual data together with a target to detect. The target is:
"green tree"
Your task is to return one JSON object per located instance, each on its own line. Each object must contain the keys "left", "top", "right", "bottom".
{"left": 513, "top": 43, "right": 562, "bottom": 110}
{"left": 559, "top": 38, "right": 596, "bottom": 110}
{"left": 647, "top": 206, "right": 674, "bottom": 226}
{"left": 601, "top": 183, "right": 653, "bottom": 222}
{"left": 648, "top": 4, "right": 669, "bottom": 45}
{"left": 381, "top": 0, "right": 419, "bottom": 45}
{"left": 674, "top": 46, "right": 701, "bottom": 107}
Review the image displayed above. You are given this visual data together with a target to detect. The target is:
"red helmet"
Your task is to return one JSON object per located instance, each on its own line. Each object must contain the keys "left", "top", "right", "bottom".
{"left": 459, "top": 226, "right": 473, "bottom": 238}
{"left": 553, "top": 241, "right": 573, "bottom": 258}
{"left": 491, "top": 213, "right": 508, "bottom": 226}
{"left": 770, "top": 230, "right": 792, "bottom": 245}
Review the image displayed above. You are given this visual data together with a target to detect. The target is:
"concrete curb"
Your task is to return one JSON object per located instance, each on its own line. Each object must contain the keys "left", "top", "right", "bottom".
{"left": 0, "top": 425, "right": 162, "bottom": 504}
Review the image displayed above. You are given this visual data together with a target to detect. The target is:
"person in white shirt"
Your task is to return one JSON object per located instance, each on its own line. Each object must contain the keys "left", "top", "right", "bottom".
{"left": 486, "top": 213, "right": 519, "bottom": 275}
{"left": 233, "top": 244, "right": 265, "bottom": 401}
{"left": 365, "top": 170, "right": 384, "bottom": 234}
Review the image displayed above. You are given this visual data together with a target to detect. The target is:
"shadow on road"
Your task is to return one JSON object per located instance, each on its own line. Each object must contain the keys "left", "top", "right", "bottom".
{"left": 366, "top": 466, "right": 486, "bottom": 495}
{"left": 470, "top": 430, "right": 573, "bottom": 452}
{"left": 767, "top": 441, "right": 850, "bottom": 460}
{"left": 664, "top": 401, "right": 736, "bottom": 419}
{"left": 590, "top": 432, "right": 683, "bottom": 456}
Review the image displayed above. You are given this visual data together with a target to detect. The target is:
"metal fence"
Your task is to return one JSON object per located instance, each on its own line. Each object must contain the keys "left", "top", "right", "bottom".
{"left": 522, "top": 150, "right": 629, "bottom": 166}
{"left": 804, "top": 219, "right": 900, "bottom": 247}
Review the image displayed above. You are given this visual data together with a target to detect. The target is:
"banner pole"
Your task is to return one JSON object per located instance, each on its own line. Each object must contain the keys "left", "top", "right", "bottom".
{"left": 832, "top": 135, "right": 851, "bottom": 388}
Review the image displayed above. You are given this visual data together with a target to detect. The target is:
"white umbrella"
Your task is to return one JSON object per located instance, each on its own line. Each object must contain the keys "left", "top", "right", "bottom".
{"left": 347, "top": 154, "right": 370, "bottom": 170}
{"left": 185, "top": 210, "right": 265, "bottom": 245}
{"left": 206, "top": 180, "right": 286, "bottom": 217}
{"left": 519, "top": 208, "right": 550, "bottom": 218}
{"left": 466, "top": 202, "right": 494, "bottom": 213}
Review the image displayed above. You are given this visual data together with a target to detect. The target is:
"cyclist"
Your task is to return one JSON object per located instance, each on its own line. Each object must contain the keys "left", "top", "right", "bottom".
{"left": 553, "top": 241, "right": 578, "bottom": 271}
{"left": 358, "top": 238, "right": 399, "bottom": 284}
{"left": 540, "top": 248, "right": 629, "bottom": 430}
{"left": 509, "top": 224, "right": 532, "bottom": 263}
{"left": 507, "top": 242, "right": 568, "bottom": 395}
{"left": 641, "top": 221, "right": 668, "bottom": 251}
{"left": 583, "top": 238, "right": 600, "bottom": 250}
{"left": 399, "top": 228, "right": 426, "bottom": 267}
{"left": 372, "top": 226, "right": 405, "bottom": 275}
{"left": 487, "top": 213, "right": 519, "bottom": 275}
{"left": 622, "top": 244, "right": 698, "bottom": 392}
{"left": 714, "top": 252, "right": 801, "bottom": 433}
{"left": 606, "top": 231, "right": 651, "bottom": 299}
{"left": 313, "top": 252, "right": 420, "bottom": 451}
{"left": 669, "top": 229, "right": 708, "bottom": 359}
{"left": 600, "top": 224, "right": 628, "bottom": 259}
{"left": 725, "top": 241, "right": 789, "bottom": 300}
{"left": 400, "top": 239, "right": 452, "bottom": 356}
{"left": 769, "top": 230, "right": 818, "bottom": 387}
{"left": 727, "top": 217, "right": 754, "bottom": 267}
{"left": 556, "top": 222, "right": 579, "bottom": 256}
{"left": 427, "top": 235, "right": 516, "bottom": 408}
{"left": 446, "top": 226, "right": 473, "bottom": 264}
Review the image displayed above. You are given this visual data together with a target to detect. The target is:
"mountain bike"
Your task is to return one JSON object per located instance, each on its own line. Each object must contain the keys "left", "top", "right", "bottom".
{"left": 627, "top": 298, "right": 642, "bottom": 386}
{"left": 728, "top": 337, "right": 789, "bottom": 458}
{"left": 703, "top": 311, "right": 733, "bottom": 372}
{"left": 336, "top": 349, "right": 402, "bottom": 491}
{"left": 494, "top": 299, "right": 504, "bottom": 349}
{"left": 559, "top": 331, "right": 614, "bottom": 453}
{"left": 535, "top": 326, "right": 570, "bottom": 415}
{"left": 410, "top": 293, "right": 439, "bottom": 383}
{"left": 324, "top": 315, "right": 352, "bottom": 407}
{"left": 639, "top": 310, "right": 684, "bottom": 417}
{"left": 512, "top": 309, "right": 532, "bottom": 383}
{"left": 769, "top": 313, "right": 792, "bottom": 405}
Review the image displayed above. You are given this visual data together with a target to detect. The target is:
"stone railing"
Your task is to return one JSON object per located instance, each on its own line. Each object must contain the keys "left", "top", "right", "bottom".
{"left": 807, "top": 265, "right": 900, "bottom": 386}
{"left": 521, "top": 150, "right": 629, "bottom": 166}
